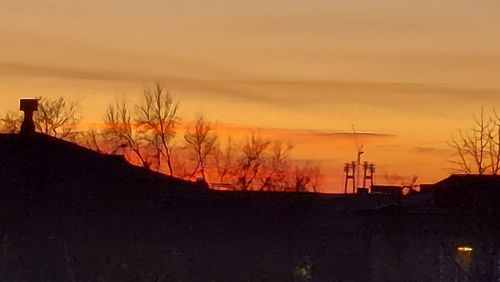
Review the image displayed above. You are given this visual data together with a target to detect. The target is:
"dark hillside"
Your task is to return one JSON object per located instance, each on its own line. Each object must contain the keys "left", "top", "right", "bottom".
{"left": 0, "top": 133, "right": 499, "bottom": 281}
{"left": 0, "top": 133, "right": 202, "bottom": 195}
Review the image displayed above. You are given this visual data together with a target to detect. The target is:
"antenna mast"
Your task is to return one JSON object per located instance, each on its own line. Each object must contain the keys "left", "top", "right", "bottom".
{"left": 344, "top": 125, "right": 376, "bottom": 194}
{"left": 352, "top": 125, "right": 364, "bottom": 192}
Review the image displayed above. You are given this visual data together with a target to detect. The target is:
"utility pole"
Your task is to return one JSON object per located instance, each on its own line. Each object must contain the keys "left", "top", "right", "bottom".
{"left": 344, "top": 161, "right": 356, "bottom": 194}
{"left": 362, "top": 162, "right": 375, "bottom": 189}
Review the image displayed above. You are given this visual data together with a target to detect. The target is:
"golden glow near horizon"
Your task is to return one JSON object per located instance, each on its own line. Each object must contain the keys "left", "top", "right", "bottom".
{"left": 2, "top": 0, "right": 500, "bottom": 192}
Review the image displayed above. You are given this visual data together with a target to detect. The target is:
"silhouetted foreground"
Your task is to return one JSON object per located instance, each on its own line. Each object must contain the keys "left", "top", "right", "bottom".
{"left": 1, "top": 133, "right": 500, "bottom": 281}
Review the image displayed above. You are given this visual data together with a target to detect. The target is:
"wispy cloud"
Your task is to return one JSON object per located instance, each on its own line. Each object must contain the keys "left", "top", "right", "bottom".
{"left": 2, "top": 60, "right": 500, "bottom": 113}
{"left": 220, "top": 80, "right": 500, "bottom": 106}
{"left": 210, "top": 124, "right": 397, "bottom": 156}
{"left": 0, "top": 61, "right": 287, "bottom": 105}
{"left": 0, "top": 61, "right": 150, "bottom": 81}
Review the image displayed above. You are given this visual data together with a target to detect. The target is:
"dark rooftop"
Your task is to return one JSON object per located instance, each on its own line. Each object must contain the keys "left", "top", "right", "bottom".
{"left": 0, "top": 133, "right": 204, "bottom": 198}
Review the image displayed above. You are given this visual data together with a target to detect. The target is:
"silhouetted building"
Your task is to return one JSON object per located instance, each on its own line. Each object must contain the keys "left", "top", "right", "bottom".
{"left": 370, "top": 185, "right": 403, "bottom": 196}
{"left": 432, "top": 174, "right": 500, "bottom": 212}
{"left": 418, "top": 183, "right": 435, "bottom": 194}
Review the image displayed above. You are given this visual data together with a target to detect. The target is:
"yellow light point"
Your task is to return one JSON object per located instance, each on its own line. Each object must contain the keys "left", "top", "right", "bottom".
{"left": 457, "top": 246, "right": 473, "bottom": 253}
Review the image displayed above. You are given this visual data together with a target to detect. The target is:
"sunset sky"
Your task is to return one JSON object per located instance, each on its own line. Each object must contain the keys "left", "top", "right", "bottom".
{"left": 2, "top": 0, "right": 500, "bottom": 192}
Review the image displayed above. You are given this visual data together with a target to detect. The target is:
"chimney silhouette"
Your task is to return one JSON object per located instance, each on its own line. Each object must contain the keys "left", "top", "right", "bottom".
{"left": 20, "top": 99, "right": 38, "bottom": 134}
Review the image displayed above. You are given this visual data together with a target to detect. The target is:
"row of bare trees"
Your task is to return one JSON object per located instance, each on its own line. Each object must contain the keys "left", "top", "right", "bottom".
{"left": 449, "top": 109, "right": 500, "bottom": 175}
{"left": 3, "top": 89, "right": 498, "bottom": 188}
{"left": 98, "top": 84, "right": 321, "bottom": 192}
{"left": 0, "top": 85, "right": 322, "bottom": 192}
{"left": 211, "top": 135, "right": 320, "bottom": 192}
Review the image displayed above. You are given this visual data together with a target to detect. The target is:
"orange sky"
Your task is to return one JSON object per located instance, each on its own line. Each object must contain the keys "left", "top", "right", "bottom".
{"left": 2, "top": 0, "right": 500, "bottom": 192}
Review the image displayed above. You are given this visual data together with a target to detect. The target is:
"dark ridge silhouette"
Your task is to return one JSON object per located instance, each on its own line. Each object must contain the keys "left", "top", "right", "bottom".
{"left": 0, "top": 133, "right": 204, "bottom": 195}
{"left": 1, "top": 133, "right": 500, "bottom": 281}
{"left": 432, "top": 174, "right": 500, "bottom": 211}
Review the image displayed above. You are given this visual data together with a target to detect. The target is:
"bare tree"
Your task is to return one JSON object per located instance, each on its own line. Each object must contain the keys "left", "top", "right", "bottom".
{"left": 449, "top": 109, "right": 500, "bottom": 175}
{"left": 258, "top": 141, "right": 293, "bottom": 191}
{"left": 103, "top": 100, "right": 150, "bottom": 168}
{"left": 0, "top": 112, "right": 22, "bottom": 133}
{"left": 290, "top": 162, "right": 322, "bottom": 193}
{"left": 489, "top": 111, "right": 500, "bottom": 174}
{"left": 35, "top": 96, "right": 80, "bottom": 139}
{"left": 212, "top": 134, "right": 322, "bottom": 192}
{"left": 170, "top": 148, "right": 192, "bottom": 179}
{"left": 235, "top": 133, "right": 270, "bottom": 191}
{"left": 136, "top": 84, "right": 179, "bottom": 176}
{"left": 79, "top": 129, "right": 105, "bottom": 154}
{"left": 213, "top": 137, "right": 236, "bottom": 184}
{"left": 0, "top": 97, "right": 79, "bottom": 138}
{"left": 306, "top": 163, "right": 322, "bottom": 193}
{"left": 184, "top": 114, "right": 218, "bottom": 181}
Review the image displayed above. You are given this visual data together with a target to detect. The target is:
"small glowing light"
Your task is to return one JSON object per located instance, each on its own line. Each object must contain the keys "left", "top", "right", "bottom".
{"left": 457, "top": 246, "right": 473, "bottom": 252}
